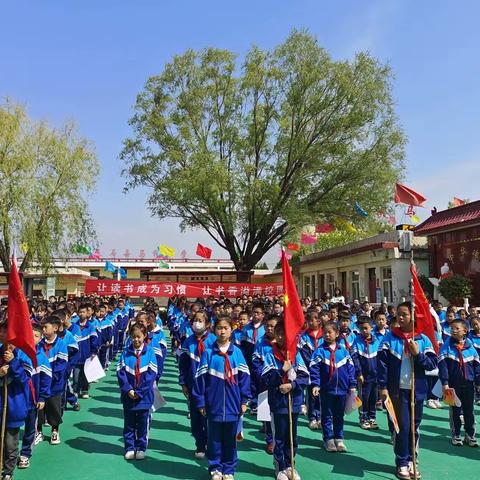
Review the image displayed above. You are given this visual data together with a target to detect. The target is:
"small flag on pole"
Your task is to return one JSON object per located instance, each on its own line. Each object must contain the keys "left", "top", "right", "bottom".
{"left": 394, "top": 183, "right": 427, "bottom": 207}
{"left": 452, "top": 197, "right": 466, "bottom": 207}
{"left": 159, "top": 245, "right": 176, "bottom": 258}
{"left": 196, "top": 243, "right": 212, "bottom": 259}
{"left": 301, "top": 233, "right": 317, "bottom": 245}
{"left": 287, "top": 243, "right": 299, "bottom": 251}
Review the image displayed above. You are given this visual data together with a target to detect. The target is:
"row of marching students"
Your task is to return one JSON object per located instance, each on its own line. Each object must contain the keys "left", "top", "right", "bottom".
{"left": 0, "top": 297, "right": 135, "bottom": 479}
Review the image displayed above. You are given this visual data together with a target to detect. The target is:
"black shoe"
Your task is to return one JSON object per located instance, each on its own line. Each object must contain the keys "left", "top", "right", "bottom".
{"left": 72, "top": 403, "right": 81, "bottom": 412}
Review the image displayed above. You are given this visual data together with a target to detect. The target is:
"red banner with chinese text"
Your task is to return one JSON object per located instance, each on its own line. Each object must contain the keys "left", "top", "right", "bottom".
{"left": 84, "top": 279, "right": 283, "bottom": 298}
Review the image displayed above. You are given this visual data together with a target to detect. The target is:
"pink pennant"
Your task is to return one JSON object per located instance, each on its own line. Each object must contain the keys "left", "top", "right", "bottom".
{"left": 277, "top": 249, "right": 292, "bottom": 260}
{"left": 301, "top": 233, "right": 317, "bottom": 245}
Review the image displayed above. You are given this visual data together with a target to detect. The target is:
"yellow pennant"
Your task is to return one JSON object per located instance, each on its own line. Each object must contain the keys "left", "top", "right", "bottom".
{"left": 20, "top": 242, "right": 29, "bottom": 254}
{"left": 410, "top": 214, "right": 421, "bottom": 224}
{"left": 159, "top": 244, "right": 176, "bottom": 257}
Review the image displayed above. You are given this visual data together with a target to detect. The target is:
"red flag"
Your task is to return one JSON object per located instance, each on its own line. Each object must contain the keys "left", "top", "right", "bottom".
{"left": 287, "top": 243, "right": 299, "bottom": 251}
{"left": 410, "top": 263, "right": 439, "bottom": 354}
{"left": 315, "top": 223, "right": 335, "bottom": 234}
{"left": 452, "top": 197, "right": 466, "bottom": 207}
{"left": 281, "top": 250, "right": 305, "bottom": 361}
{"left": 394, "top": 183, "right": 427, "bottom": 207}
{"left": 7, "top": 256, "right": 37, "bottom": 367}
{"left": 196, "top": 243, "right": 212, "bottom": 259}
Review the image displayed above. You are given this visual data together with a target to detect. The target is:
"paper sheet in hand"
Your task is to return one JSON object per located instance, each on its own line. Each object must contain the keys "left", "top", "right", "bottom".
{"left": 84, "top": 355, "right": 106, "bottom": 383}
{"left": 443, "top": 388, "right": 462, "bottom": 407}
{"left": 432, "top": 379, "right": 443, "bottom": 399}
{"left": 151, "top": 384, "right": 167, "bottom": 412}
{"left": 344, "top": 391, "right": 362, "bottom": 414}
{"left": 257, "top": 390, "right": 271, "bottom": 422}
{"left": 384, "top": 395, "right": 400, "bottom": 434}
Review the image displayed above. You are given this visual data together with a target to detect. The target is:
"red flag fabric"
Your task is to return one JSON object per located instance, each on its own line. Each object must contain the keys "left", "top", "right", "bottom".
{"left": 410, "top": 263, "right": 439, "bottom": 354}
{"left": 287, "top": 243, "right": 299, "bottom": 251}
{"left": 394, "top": 183, "right": 427, "bottom": 207}
{"left": 196, "top": 243, "right": 212, "bottom": 259}
{"left": 281, "top": 250, "right": 305, "bottom": 361}
{"left": 315, "top": 223, "right": 335, "bottom": 234}
{"left": 7, "top": 257, "right": 37, "bottom": 367}
{"left": 452, "top": 197, "right": 466, "bottom": 207}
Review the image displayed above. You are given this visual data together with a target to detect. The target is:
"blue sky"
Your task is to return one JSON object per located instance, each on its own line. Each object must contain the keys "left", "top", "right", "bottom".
{"left": 1, "top": 1, "right": 479, "bottom": 266}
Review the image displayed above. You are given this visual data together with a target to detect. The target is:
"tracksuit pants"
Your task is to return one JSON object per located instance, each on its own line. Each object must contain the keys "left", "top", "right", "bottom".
{"left": 38, "top": 395, "right": 63, "bottom": 431}
{"left": 72, "top": 365, "right": 89, "bottom": 394}
{"left": 207, "top": 419, "right": 238, "bottom": 475}
{"left": 271, "top": 412, "right": 298, "bottom": 471}
{"left": 449, "top": 383, "right": 475, "bottom": 438}
{"left": 123, "top": 408, "right": 150, "bottom": 453}
{"left": 99, "top": 344, "right": 109, "bottom": 369}
{"left": 1, "top": 427, "right": 19, "bottom": 477}
{"left": 320, "top": 392, "right": 347, "bottom": 441}
{"left": 391, "top": 389, "right": 423, "bottom": 468}
{"left": 360, "top": 381, "right": 377, "bottom": 422}
{"left": 20, "top": 408, "right": 37, "bottom": 458}
{"left": 62, "top": 365, "right": 79, "bottom": 408}
{"left": 189, "top": 398, "right": 207, "bottom": 451}
{"left": 307, "top": 385, "right": 321, "bottom": 421}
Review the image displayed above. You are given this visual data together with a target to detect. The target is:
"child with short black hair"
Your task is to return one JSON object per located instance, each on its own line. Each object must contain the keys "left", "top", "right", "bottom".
{"left": 18, "top": 324, "right": 52, "bottom": 469}
{"left": 439, "top": 318, "right": 480, "bottom": 446}
{"left": 38, "top": 315, "right": 68, "bottom": 445}
{"left": 351, "top": 316, "right": 380, "bottom": 430}
{"left": 193, "top": 315, "right": 251, "bottom": 480}
{"left": 262, "top": 321, "right": 309, "bottom": 480}
{"left": 378, "top": 302, "right": 437, "bottom": 480}
{"left": 338, "top": 311, "right": 356, "bottom": 352}
{"left": 117, "top": 322, "right": 157, "bottom": 460}
{"left": 311, "top": 321, "right": 356, "bottom": 453}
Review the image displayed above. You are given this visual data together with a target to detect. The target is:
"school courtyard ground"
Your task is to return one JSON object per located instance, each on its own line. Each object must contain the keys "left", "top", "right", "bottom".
{"left": 18, "top": 351, "right": 479, "bottom": 480}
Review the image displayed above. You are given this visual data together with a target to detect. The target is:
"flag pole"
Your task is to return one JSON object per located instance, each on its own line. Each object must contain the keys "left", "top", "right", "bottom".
{"left": 287, "top": 352, "right": 295, "bottom": 476}
{"left": 0, "top": 379, "right": 7, "bottom": 473}
{"left": 410, "top": 250, "right": 418, "bottom": 479}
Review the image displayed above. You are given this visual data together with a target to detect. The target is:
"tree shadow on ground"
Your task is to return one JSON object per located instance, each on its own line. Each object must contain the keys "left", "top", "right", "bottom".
{"left": 66, "top": 436, "right": 124, "bottom": 456}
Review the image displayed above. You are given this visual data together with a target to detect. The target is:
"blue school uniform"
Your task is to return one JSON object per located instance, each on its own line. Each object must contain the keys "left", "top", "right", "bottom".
{"left": 377, "top": 330, "right": 437, "bottom": 468}
{"left": 72, "top": 320, "right": 99, "bottom": 394}
{"left": 468, "top": 332, "right": 480, "bottom": 355}
{"left": 39, "top": 336, "right": 68, "bottom": 396}
{"left": 231, "top": 327, "right": 244, "bottom": 347}
{"left": 299, "top": 330, "right": 323, "bottom": 422}
{"left": 240, "top": 322, "right": 264, "bottom": 408}
{"left": 0, "top": 347, "right": 33, "bottom": 428}
{"left": 438, "top": 337, "right": 480, "bottom": 438}
{"left": 192, "top": 342, "right": 251, "bottom": 476}
{"left": 373, "top": 326, "right": 389, "bottom": 343}
{"left": 310, "top": 343, "right": 356, "bottom": 441}
{"left": 261, "top": 349, "right": 309, "bottom": 472}
{"left": 98, "top": 314, "right": 114, "bottom": 369}
{"left": 21, "top": 346, "right": 52, "bottom": 458}
{"left": 117, "top": 343, "right": 158, "bottom": 453}
{"left": 178, "top": 332, "right": 217, "bottom": 452}
{"left": 441, "top": 320, "right": 452, "bottom": 340}
{"left": 351, "top": 335, "right": 380, "bottom": 422}
{"left": 146, "top": 329, "right": 167, "bottom": 381}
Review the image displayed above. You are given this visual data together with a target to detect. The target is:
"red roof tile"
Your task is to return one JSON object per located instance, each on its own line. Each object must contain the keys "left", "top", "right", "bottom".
{"left": 415, "top": 200, "right": 480, "bottom": 236}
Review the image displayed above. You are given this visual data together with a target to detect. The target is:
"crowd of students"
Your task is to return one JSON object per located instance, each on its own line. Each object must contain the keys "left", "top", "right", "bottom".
{"left": 0, "top": 293, "right": 479, "bottom": 480}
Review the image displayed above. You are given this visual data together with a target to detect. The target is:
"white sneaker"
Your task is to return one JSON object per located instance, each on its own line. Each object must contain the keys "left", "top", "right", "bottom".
{"left": 81, "top": 393, "right": 89, "bottom": 399}
{"left": 300, "top": 404, "right": 308, "bottom": 416}
{"left": 277, "top": 470, "right": 289, "bottom": 480}
{"left": 396, "top": 466, "right": 410, "bottom": 480}
{"left": 210, "top": 471, "right": 223, "bottom": 480}
{"left": 308, "top": 420, "right": 319, "bottom": 430}
{"left": 34, "top": 432, "right": 44, "bottom": 445}
{"left": 50, "top": 430, "right": 61, "bottom": 445}
{"left": 124, "top": 451, "right": 135, "bottom": 460}
{"left": 223, "top": 475, "right": 235, "bottom": 480}
{"left": 426, "top": 399, "right": 438, "bottom": 409}
{"left": 194, "top": 449, "right": 206, "bottom": 459}
{"left": 285, "top": 467, "right": 301, "bottom": 480}
{"left": 408, "top": 462, "right": 422, "bottom": 479}
{"left": 135, "top": 450, "right": 146, "bottom": 460}
{"left": 464, "top": 434, "right": 479, "bottom": 447}
{"left": 334, "top": 439, "right": 347, "bottom": 452}
{"left": 451, "top": 436, "right": 463, "bottom": 446}
{"left": 17, "top": 455, "right": 30, "bottom": 469}
{"left": 324, "top": 439, "right": 337, "bottom": 452}
{"left": 434, "top": 399, "right": 442, "bottom": 409}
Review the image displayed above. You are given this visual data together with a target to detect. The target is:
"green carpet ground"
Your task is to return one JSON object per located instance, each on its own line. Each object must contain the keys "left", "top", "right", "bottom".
{"left": 17, "top": 352, "right": 479, "bottom": 480}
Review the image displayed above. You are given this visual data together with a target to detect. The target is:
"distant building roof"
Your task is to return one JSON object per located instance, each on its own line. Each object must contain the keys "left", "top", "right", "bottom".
{"left": 415, "top": 200, "right": 480, "bottom": 236}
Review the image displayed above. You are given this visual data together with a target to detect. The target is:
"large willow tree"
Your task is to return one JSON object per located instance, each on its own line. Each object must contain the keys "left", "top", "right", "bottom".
{"left": 121, "top": 31, "right": 405, "bottom": 271}
{"left": 0, "top": 101, "right": 99, "bottom": 272}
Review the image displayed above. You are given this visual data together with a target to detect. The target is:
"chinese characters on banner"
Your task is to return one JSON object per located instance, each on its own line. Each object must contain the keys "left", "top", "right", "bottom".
{"left": 84, "top": 279, "right": 284, "bottom": 298}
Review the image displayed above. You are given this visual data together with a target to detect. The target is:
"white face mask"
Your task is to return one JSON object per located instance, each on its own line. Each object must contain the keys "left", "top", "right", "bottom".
{"left": 192, "top": 321, "right": 205, "bottom": 334}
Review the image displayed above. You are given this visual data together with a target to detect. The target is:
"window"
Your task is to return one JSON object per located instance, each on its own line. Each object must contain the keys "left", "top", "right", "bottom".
{"left": 382, "top": 267, "right": 393, "bottom": 303}
{"left": 311, "top": 275, "right": 316, "bottom": 299}
{"left": 351, "top": 271, "right": 360, "bottom": 301}
{"left": 304, "top": 276, "right": 310, "bottom": 298}
{"left": 327, "top": 274, "right": 335, "bottom": 296}
{"left": 319, "top": 274, "right": 325, "bottom": 297}
{"left": 89, "top": 269, "right": 100, "bottom": 278}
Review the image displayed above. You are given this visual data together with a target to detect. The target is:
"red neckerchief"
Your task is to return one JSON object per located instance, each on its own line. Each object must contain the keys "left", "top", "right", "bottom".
{"left": 272, "top": 343, "right": 289, "bottom": 382}
{"left": 340, "top": 331, "right": 351, "bottom": 352}
{"left": 217, "top": 347, "right": 237, "bottom": 385}
{"left": 363, "top": 336, "right": 373, "bottom": 354}
{"left": 253, "top": 323, "right": 261, "bottom": 343}
{"left": 392, "top": 327, "right": 418, "bottom": 355}
{"left": 454, "top": 342, "right": 466, "bottom": 379}
{"left": 134, "top": 348, "right": 142, "bottom": 388}
{"left": 43, "top": 339, "right": 56, "bottom": 358}
{"left": 196, "top": 333, "right": 208, "bottom": 357}
{"left": 79, "top": 322, "right": 88, "bottom": 331}
{"left": 328, "top": 343, "right": 339, "bottom": 380}
{"left": 307, "top": 329, "right": 322, "bottom": 350}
